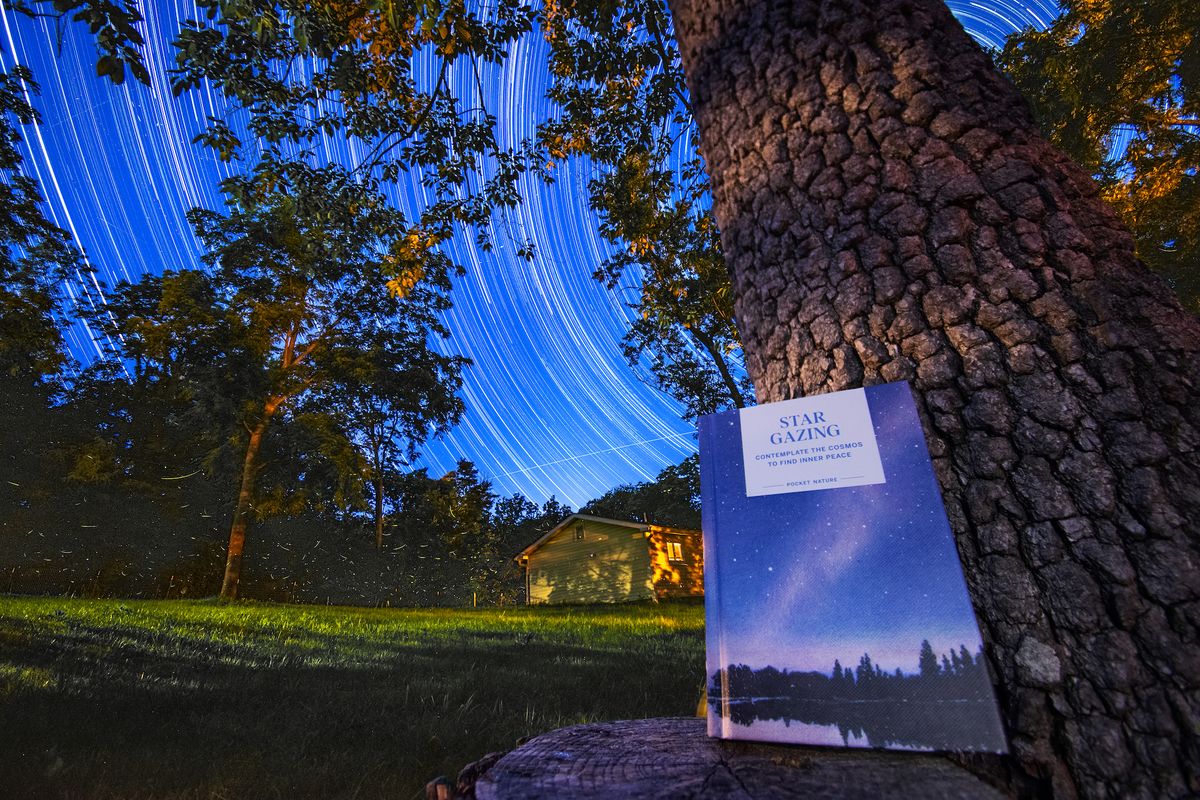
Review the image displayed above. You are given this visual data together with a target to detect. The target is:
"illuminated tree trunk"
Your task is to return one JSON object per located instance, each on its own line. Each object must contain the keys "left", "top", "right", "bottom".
{"left": 219, "top": 403, "right": 278, "bottom": 601}
{"left": 668, "top": 0, "right": 1200, "bottom": 797}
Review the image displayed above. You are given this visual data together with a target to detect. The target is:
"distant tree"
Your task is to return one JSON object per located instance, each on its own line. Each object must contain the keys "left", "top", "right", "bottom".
{"left": 489, "top": 493, "right": 574, "bottom": 556}
{"left": 998, "top": 0, "right": 1199, "bottom": 308}
{"left": 855, "top": 654, "right": 874, "bottom": 687}
{"left": 72, "top": 268, "right": 252, "bottom": 492}
{"left": 389, "top": 460, "right": 505, "bottom": 603}
{"left": 918, "top": 640, "right": 939, "bottom": 678}
{"left": 492, "top": 494, "right": 540, "bottom": 545}
{"left": 580, "top": 454, "right": 699, "bottom": 527}
{"left": 958, "top": 644, "right": 975, "bottom": 672}
{"left": 425, "top": 460, "right": 496, "bottom": 561}
{"left": 537, "top": 495, "right": 574, "bottom": 526}
{"left": 308, "top": 314, "right": 466, "bottom": 549}
{"left": 181, "top": 156, "right": 462, "bottom": 600}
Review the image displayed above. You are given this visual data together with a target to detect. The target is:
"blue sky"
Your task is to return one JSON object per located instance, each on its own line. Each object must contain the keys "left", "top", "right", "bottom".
{"left": 701, "top": 382, "right": 986, "bottom": 674}
{"left": 1, "top": 1, "right": 1057, "bottom": 507}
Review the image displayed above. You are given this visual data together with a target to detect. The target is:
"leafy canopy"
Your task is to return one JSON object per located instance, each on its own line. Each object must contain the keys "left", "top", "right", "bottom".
{"left": 185, "top": 155, "right": 465, "bottom": 435}
{"left": 173, "top": 0, "right": 538, "bottom": 257}
{"left": 10, "top": 0, "right": 149, "bottom": 85}
{"left": 998, "top": 0, "right": 1199, "bottom": 308}
{"left": 80, "top": 157, "right": 466, "bottom": 518}
{"left": 0, "top": 66, "right": 84, "bottom": 381}
{"left": 540, "top": 0, "right": 753, "bottom": 418}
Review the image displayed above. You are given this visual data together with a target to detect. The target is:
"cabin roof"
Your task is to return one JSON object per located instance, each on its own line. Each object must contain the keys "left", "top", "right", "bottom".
{"left": 514, "top": 513, "right": 699, "bottom": 561}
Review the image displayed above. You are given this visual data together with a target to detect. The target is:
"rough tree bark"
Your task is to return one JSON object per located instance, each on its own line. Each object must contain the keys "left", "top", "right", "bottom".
{"left": 668, "top": 0, "right": 1200, "bottom": 797}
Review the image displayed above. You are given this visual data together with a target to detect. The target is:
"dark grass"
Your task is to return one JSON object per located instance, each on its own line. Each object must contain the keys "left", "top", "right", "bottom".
{"left": 0, "top": 597, "right": 705, "bottom": 799}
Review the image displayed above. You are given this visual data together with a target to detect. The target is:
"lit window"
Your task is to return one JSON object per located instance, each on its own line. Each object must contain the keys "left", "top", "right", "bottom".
{"left": 667, "top": 541, "right": 684, "bottom": 562}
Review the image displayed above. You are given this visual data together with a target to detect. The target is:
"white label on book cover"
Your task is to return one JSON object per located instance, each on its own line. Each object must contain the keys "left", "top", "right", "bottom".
{"left": 739, "top": 388, "right": 885, "bottom": 497}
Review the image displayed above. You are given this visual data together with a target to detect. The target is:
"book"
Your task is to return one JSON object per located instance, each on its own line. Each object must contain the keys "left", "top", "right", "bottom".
{"left": 699, "top": 381, "right": 1007, "bottom": 752}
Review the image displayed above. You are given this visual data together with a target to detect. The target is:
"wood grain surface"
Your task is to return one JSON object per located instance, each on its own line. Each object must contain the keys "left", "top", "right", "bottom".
{"left": 474, "top": 717, "right": 1007, "bottom": 799}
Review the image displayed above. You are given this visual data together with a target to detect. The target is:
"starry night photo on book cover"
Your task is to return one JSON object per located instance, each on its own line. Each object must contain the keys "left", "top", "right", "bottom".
{"left": 699, "top": 381, "right": 1007, "bottom": 752}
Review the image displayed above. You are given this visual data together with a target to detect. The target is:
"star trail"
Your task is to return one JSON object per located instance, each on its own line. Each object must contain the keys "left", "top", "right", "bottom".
{"left": 0, "top": 1, "right": 1056, "bottom": 508}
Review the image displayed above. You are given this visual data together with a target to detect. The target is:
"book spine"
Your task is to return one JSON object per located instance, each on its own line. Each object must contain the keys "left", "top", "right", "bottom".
{"left": 698, "top": 414, "right": 729, "bottom": 738}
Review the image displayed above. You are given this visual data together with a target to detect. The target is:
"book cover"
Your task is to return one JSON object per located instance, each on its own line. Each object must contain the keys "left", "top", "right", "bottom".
{"left": 699, "top": 381, "right": 1007, "bottom": 752}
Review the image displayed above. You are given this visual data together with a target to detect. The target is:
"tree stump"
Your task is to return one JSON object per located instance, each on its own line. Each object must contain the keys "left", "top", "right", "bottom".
{"left": 474, "top": 717, "right": 1007, "bottom": 799}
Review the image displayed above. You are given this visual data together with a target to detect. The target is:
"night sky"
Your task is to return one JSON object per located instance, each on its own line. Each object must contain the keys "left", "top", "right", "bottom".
{"left": 700, "top": 382, "right": 987, "bottom": 674}
{"left": 0, "top": 1, "right": 1057, "bottom": 507}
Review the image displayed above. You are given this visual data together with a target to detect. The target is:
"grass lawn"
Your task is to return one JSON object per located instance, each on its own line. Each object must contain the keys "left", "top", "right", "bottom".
{"left": 0, "top": 596, "right": 705, "bottom": 799}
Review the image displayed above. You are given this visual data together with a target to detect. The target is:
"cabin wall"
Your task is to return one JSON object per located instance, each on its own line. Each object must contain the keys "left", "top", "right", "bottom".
{"left": 646, "top": 527, "right": 705, "bottom": 599}
{"left": 526, "top": 520, "right": 655, "bottom": 605}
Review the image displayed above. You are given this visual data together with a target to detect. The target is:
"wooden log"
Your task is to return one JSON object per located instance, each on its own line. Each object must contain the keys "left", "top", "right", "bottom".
{"left": 474, "top": 717, "right": 1007, "bottom": 799}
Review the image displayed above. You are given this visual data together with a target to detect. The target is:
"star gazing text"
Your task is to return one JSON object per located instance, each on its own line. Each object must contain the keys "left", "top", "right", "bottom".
{"left": 769, "top": 411, "right": 842, "bottom": 445}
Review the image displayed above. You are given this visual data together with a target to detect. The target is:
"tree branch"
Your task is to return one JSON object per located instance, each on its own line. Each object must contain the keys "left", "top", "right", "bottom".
{"left": 357, "top": 58, "right": 451, "bottom": 175}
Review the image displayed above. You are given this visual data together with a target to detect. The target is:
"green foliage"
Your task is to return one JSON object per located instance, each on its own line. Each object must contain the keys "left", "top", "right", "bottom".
{"left": 998, "top": 0, "right": 1200, "bottom": 308}
{"left": 314, "top": 316, "right": 467, "bottom": 535}
{"left": 539, "top": 0, "right": 752, "bottom": 418}
{"left": 493, "top": 493, "right": 572, "bottom": 555}
{"left": 67, "top": 157, "right": 467, "bottom": 597}
{"left": 68, "top": 269, "right": 254, "bottom": 493}
{"left": 0, "top": 67, "right": 82, "bottom": 382}
{"left": 392, "top": 460, "right": 494, "bottom": 556}
{"left": 580, "top": 454, "right": 699, "bottom": 528}
{"left": 11, "top": 1, "right": 148, "bottom": 84}
{"left": 0, "top": 63, "right": 92, "bottom": 512}
{"left": 0, "top": 597, "right": 704, "bottom": 800}
{"left": 183, "top": 153, "right": 465, "bottom": 476}
{"left": 172, "top": 0, "right": 537, "bottom": 254}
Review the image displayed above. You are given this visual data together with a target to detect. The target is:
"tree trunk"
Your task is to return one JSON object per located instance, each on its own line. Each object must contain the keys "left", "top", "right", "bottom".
{"left": 474, "top": 717, "right": 1004, "bottom": 799}
{"left": 668, "top": 1, "right": 1200, "bottom": 797}
{"left": 219, "top": 413, "right": 274, "bottom": 601}
{"left": 374, "top": 475, "right": 385, "bottom": 550}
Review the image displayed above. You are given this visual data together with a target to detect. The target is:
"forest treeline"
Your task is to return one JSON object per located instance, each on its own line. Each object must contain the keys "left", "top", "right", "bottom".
{"left": 712, "top": 640, "right": 994, "bottom": 705}
{"left": 0, "top": 166, "right": 697, "bottom": 605}
{"left": 2, "top": 370, "right": 699, "bottom": 605}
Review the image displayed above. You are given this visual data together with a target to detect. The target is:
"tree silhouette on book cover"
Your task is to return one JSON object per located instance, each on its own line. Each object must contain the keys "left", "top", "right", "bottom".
{"left": 700, "top": 381, "right": 1006, "bottom": 751}
{"left": 711, "top": 639, "right": 1004, "bottom": 751}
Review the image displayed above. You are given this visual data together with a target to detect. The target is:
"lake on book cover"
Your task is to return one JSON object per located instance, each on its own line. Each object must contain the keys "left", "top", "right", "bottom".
{"left": 709, "top": 651, "right": 1006, "bottom": 751}
{"left": 713, "top": 693, "right": 1004, "bottom": 751}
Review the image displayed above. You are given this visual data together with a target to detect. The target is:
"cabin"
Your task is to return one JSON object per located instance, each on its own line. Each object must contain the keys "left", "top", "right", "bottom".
{"left": 516, "top": 513, "right": 704, "bottom": 605}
